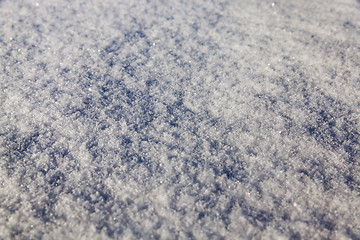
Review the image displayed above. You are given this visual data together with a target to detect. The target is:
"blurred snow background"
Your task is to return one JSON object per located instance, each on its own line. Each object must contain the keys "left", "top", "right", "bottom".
{"left": 0, "top": 0, "right": 359, "bottom": 239}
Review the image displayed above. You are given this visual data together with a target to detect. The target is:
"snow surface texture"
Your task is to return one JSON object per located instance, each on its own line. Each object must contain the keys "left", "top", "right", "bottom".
{"left": 0, "top": 0, "right": 359, "bottom": 239}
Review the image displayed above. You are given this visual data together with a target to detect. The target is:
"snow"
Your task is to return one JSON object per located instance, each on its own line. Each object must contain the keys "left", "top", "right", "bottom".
{"left": 0, "top": 0, "right": 359, "bottom": 239}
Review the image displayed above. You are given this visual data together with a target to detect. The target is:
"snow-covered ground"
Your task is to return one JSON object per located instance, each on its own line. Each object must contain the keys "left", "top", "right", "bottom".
{"left": 0, "top": 0, "right": 359, "bottom": 239}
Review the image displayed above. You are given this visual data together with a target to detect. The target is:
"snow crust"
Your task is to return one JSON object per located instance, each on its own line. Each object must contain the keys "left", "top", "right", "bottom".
{"left": 0, "top": 0, "right": 359, "bottom": 239}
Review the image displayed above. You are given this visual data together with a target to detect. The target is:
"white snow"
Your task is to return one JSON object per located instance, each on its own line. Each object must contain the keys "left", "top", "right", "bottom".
{"left": 0, "top": 0, "right": 359, "bottom": 239}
